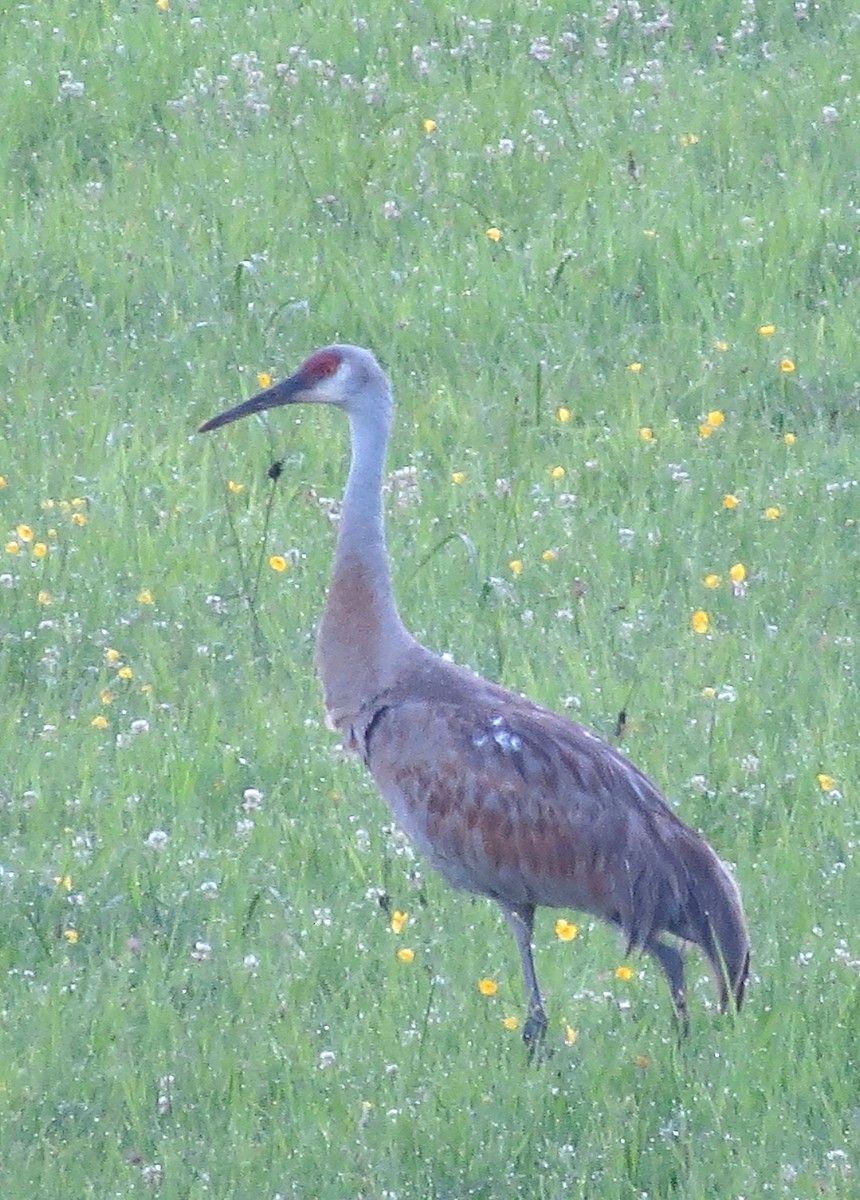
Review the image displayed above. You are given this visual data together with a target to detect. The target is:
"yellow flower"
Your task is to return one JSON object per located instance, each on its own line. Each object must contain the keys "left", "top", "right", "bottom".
{"left": 698, "top": 423, "right": 714, "bottom": 438}
{"left": 729, "top": 563, "right": 747, "bottom": 583}
{"left": 502, "top": 1015, "right": 520, "bottom": 1031}
{"left": 615, "top": 965, "right": 635, "bottom": 982}
{"left": 478, "top": 978, "right": 498, "bottom": 996}
{"left": 41, "top": 498, "right": 55, "bottom": 509}
{"left": 16, "top": 524, "right": 33, "bottom": 542}
{"left": 722, "top": 494, "right": 740, "bottom": 509}
{"left": 679, "top": 133, "right": 699, "bottom": 147}
{"left": 118, "top": 666, "right": 134, "bottom": 680}
{"left": 140, "top": 683, "right": 154, "bottom": 696}
{"left": 643, "top": 229, "right": 656, "bottom": 238}
{"left": 564, "top": 1024, "right": 578, "bottom": 1045}
{"left": 0, "top": 476, "right": 6, "bottom": 488}
{"left": 627, "top": 362, "right": 642, "bottom": 373}
{"left": 703, "top": 573, "right": 721, "bottom": 589}
{"left": 541, "top": 549, "right": 557, "bottom": 563}
{"left": 33, "top": 542, "right": 48, "bottom": 558}
{"left": 423, "top": 118, "right": 437, "bottom": 133}
{"left": 550, "top": 466, "right": 565, "bottom": 479}
{"left": 639, "top": 427, "right": 654, "bottom": 441}
{"left": 713, "top": 340, "right": 730, "bottom": 352}
{"left": 72, "top": 512, "right": 87, "bottom": 526}
{"left": 71, "top": 498, "right": 86, "bottom": 509}
{"left": 779, "top": 358, "right": 795, "bottom": 373}
{"left": 485, "top": 227, "right": 503, "bottom": 242}
{"left": 137, "top": 589, "right": 154, "bottom": 605}
{"left": 555, "top": 918, "right": 579, "bottom": 942}
{"left": 63, "top": 929, "right": 79, "bottom": 944}
{"left": 5, "top": 541, "right": 19, "bottom": 554}
{"left": 707, "top": 410, "right": 725, "bottom": 427}
{"left": 47, "top": 528, "right": 58, "bottom": 539}
{"left": 257, "top": 372, "right": 272, "bottom": 389}
{"left": 556, "top": 406, "right": 572, "bottom": 423}
{"left": 397, "top": 947, "right": 415, "bottom": 963}
{"left": 508, "top": 559, "right": 523, "bottom": 576}
{"left": 156, "top": 0, "right": 169, "bottom": 9}
{"left": 758, "top": 323, "right": 776, "bottom": 336}
{"left": 390, "top": 910, "right": 409, "bottom": 935}
{"left": 765, "top": 505, "right": 781, "bottom": 520}
{"left": 37, "top": 590, "right": 51, "bottom": 605}
{"left": 227, "top": 480, "right": 245, "bottom": 494}
{"left": 783, "top": 432, "right": 796, "bottom": 445}
{"left": 701, "top": 686, "right": 717, "bottom": 700}
{"left": 105, "top": 647, "right": 121, "bottom": 664}
{"left": 269, "top": 555, "right": 288, "bottom": 572}
{"left": 816, "top": 773, "right": 835, "bottom": 792}
{"left": 100, "top": 689, "right": 114, "bottom": 705}
{"left": 451, "top": 471, "right": 466, "bottom": 485}
{"left": 59, "top": 500, "right": 71, "bottom": 513}
{"left": 54, "top": 875, "right": 73, "bottom": 891}
{"left": 691, "top": 609, "right": 710, "bottom": 634}
{"left": 91, "top": 715, "right": 109, "bottom": 729}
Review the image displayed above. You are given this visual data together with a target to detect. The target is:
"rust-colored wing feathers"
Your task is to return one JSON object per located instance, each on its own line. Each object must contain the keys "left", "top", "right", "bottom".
{"left": 364, "top": 678, "right": 748, "bottom": 1011}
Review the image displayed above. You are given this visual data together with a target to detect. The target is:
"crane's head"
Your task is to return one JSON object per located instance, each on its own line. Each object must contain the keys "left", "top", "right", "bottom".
{"left": 198, "top": 344, "right": 390, "bottom": 434}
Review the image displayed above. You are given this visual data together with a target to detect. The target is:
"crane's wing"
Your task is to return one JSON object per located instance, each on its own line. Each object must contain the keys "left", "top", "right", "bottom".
{"left": 363, "top": 689, "right": 709, "bottom": 952}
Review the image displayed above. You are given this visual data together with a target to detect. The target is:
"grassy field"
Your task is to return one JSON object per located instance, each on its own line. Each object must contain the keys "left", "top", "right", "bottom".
{"left": 1, "top": 0, "right": 858, "bottom": 1195}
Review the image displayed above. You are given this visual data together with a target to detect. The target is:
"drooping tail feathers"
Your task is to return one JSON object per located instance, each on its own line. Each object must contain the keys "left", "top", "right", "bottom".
{"left": 666, "top": 832, "right": 750, "bottom": 1013}
{"left": 694, "top": 847, "right": 750, "bottom": 1011}
{"left": 620, "top": 825, "right": 750, "bottom": 1017}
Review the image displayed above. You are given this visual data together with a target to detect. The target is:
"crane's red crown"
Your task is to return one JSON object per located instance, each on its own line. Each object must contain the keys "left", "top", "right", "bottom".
{"left": 300, "top": 348, "right": 341, "bottom": 382}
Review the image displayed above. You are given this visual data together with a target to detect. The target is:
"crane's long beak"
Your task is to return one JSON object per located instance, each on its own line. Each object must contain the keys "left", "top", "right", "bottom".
{"left": 198, "top": 371, "right": 306, "bottom": 433}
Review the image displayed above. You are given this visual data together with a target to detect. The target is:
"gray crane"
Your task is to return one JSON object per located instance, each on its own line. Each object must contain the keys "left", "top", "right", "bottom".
{"left": 200, "top": 344, "right": 750, "bottom": 1048}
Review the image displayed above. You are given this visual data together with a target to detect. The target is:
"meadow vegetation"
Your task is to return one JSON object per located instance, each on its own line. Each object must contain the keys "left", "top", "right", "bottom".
{"left": 1, "top": 1, "right": 858, "bottom": 1196}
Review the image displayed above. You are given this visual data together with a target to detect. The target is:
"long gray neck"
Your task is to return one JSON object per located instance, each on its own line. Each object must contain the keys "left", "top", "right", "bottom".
{"left": 336, "top": 401, "right": 393, "bottom": 568}
{"left": 316, "top": 400, "right": 415, "bottom": 727}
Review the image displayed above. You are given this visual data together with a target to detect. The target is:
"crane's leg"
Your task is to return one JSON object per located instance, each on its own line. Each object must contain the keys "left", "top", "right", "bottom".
{"left": 498, "top": 901, "right": 547, "bottom": 1053}
{"left": 643, "top": 935, "right": 689, "bottom": 1036}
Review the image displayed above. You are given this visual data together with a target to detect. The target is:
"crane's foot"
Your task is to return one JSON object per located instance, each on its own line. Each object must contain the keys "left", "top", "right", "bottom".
{"left": 522, "top": 1009, "right": 550, "bottom": 1062}
{"left": 673, "top": 993, "right": 690, "bottom": 1042}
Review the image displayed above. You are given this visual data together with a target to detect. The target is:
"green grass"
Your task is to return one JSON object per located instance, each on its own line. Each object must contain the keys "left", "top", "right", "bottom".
{"left": 1, "top": 1, "right": 858, "bottom": 1195}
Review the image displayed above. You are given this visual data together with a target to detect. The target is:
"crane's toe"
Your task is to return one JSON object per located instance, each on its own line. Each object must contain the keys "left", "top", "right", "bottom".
{"left": 522, "top": 1007, "right": 549, "bottom": 1059}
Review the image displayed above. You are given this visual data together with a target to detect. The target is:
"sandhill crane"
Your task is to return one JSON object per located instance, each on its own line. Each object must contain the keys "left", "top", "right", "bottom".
{"left": 200, "top": 344, "right": 750, "bottom": 1048}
